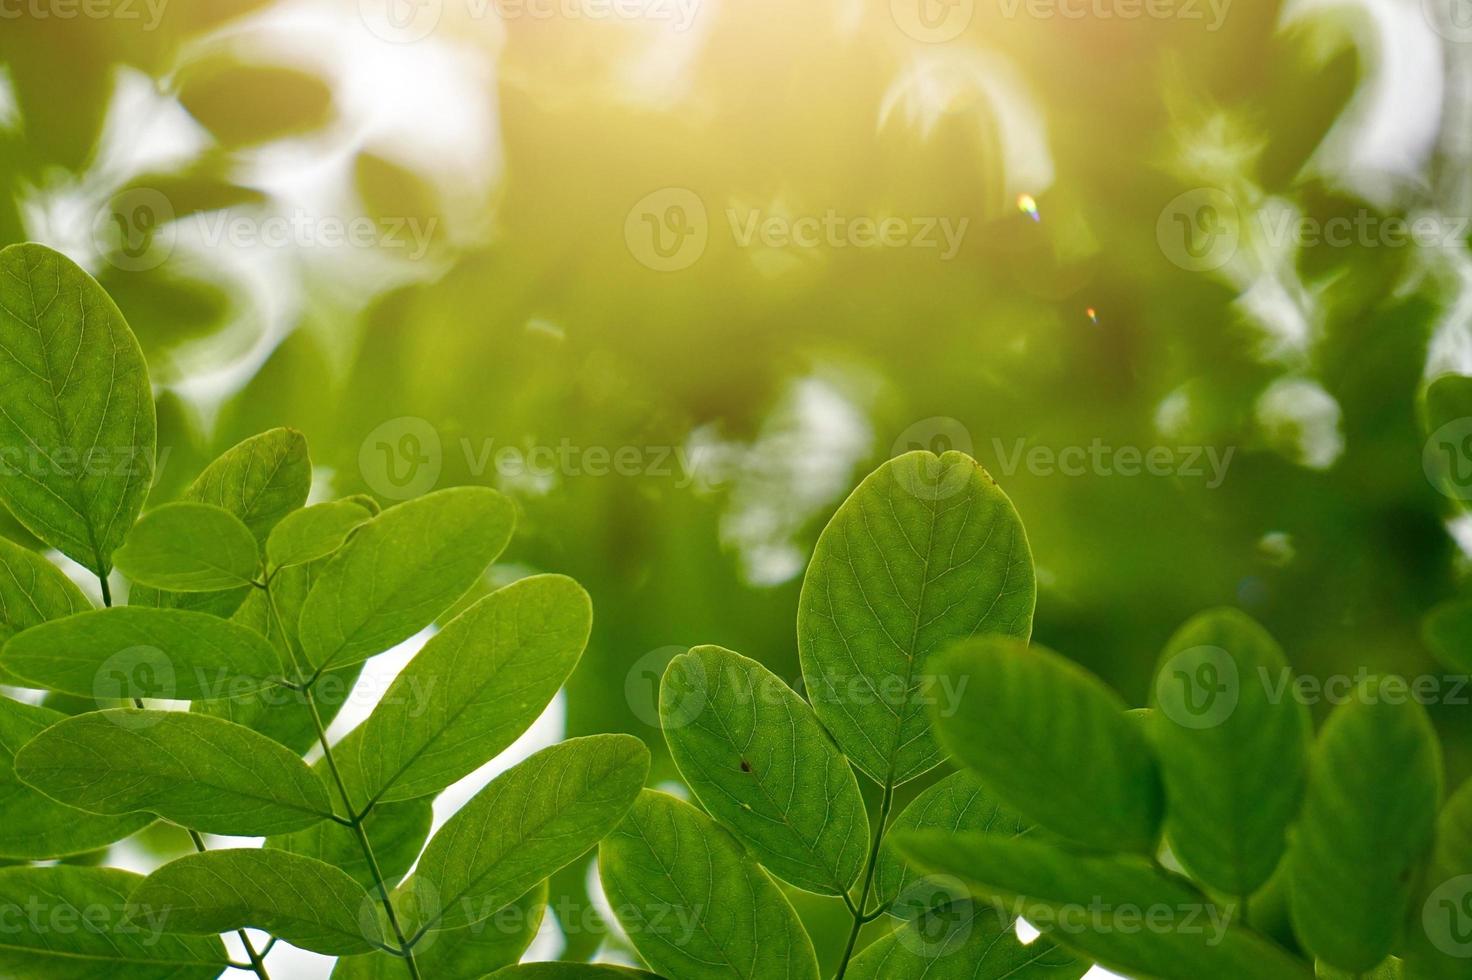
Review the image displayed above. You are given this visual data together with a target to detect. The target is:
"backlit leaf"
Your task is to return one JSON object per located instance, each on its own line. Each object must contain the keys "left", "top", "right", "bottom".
{"left": 114, "top": 501, "right": 259, "bottom": 591}
{"left": 0, "top": 537, "right": 89, "bottom": 643}
{"left": 266, "top": 500, "right": 372, "bottom": 570}
{"left": 846, "top": 900, "right": 1087, "bottom": 980}
{"left": 269, "top": 797, "right": 432, "bottom": 893}
{"left": 1402, "top": 779, "right": 1472, "bottom": 980}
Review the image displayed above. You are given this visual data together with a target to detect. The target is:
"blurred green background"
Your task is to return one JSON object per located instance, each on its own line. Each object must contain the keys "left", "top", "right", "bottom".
{"left": 5, "top": 0, "right": 1472, "bottom": 972}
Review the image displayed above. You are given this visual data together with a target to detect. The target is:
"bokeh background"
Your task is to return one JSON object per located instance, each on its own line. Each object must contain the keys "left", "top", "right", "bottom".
{"left": 6, "top": 0, "right": 1472, "bottom": 974}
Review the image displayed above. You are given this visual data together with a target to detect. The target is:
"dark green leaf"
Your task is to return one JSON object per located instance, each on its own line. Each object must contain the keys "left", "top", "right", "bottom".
{"left": 846, "top": 900, "right": 1088, "bottom": 980}
{"left": 127, "top": 848, "right": 382, "bottom": 955}
{"left": 0, "top": 537, "right": 89, "bottom": 643}
{"left": 114, "top": 501, "right": 259, "bottom": 591}
{"left": 660, "top": 644, "right": 868, "bottom": 895}
{"left": 599, "top": 789, "right": 820, "bottom": 980}
{"left": 299, "top": 486, "right": 516, "bottom": 672}
{"left": 1149, "top": 608, "right": 1311, "bottom": 897}
{"left": 1288, "top": 679, "right": 1442, "bottom": 972}
{"left": 797, "top": 450, "right": 1035, "bottom": 786}
{"left": 896, "top": 832, "right": 1312, "bottom": 980}
{"left": 0, "top": 865, "right": 229, "bottom": 979}
{"left": 1403, "top": 779, "right": 1472, "bottom": 979}
{"left": 14, "top": 709, "right": 334, "bottom": 835}
{"left": 0, "top": 606, "right": 283, "bottom": 699}
{"left": 330, "top": 573, "right": 591, "bottom": 806}
{"left": 1422, "top": 599, "right": 1472, "bottom": 674}
{"left": 931, "top": 637, "right": 1163, "bottom": 853}
{"left": 0, "top": 696, "right": 151, "bottom": 858}
{"left": 0, "top": 243, "right": 155, "bottom": 577}
{"left": 401, "top": 734, "right": 649, "bottom": 936}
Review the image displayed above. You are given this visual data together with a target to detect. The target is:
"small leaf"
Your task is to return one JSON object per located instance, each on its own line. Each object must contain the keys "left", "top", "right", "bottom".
{"left": 846, "top": 900, "right": 1087, "bottom": 980}
{"left": 1288, "top": 679, "right": 1442, "bottom": 973}
{"left": 330, "top": 574, "right": 592, "bottom": 806}
{"left": 797, "top": 450, "right": 1035, "bottom": 787}
{"left": 114, "top": 501, "right": 260, "bottom": 591}
{"left": 0, "top": 606, "right": 283, "bottom": 700}
{"left": 333, "top": 882, "right": 547, "bottom": 980}
{"left": 487, "top": 967, "right": 664, "bottom": 980}
{"left": 0, "top": 244, "right": 156, "bottom": 577}
{"left": 266, "top": 500, "right": 373, "bottom": 569}
{"left": 0, "top": 865, "right": 229, "bottom": 979}
{"left": 931, "top": 637, "right": 1163, "bottom": 853}
{"left": 1148, "top": 608, "right": 1311, "bottom": 897}
{"left": 127, "top": 848, "right": 383, "bottom": 955}
{"left": 299, "top": 486, "right": 516, "bottom": 672}
{"left": 660, "top": 644, "right": 868, "bottom": 895}
{"left": 873, "top": 771, "right": 1032, "bottom": 918}
{"left": 0, "top": 537, "right": 89, "bottom": 643}
{"left": 599, "top": 789, "right": 820, "bottom": 980}
{"left": 895, "top": 832, "right": 1312, "bottom": 980}
{"left": 400, "top": 734, "right": 649, "bottom": 936}
{"left": 0, "top": 696, "right": 151, "bottom": 858}
{"left": 1402, "top": 779, "right": 1472, "bottom": 979}
{"left": 14, "top": 709, "right": 334, "bottom": 835}
{"left": 269, "top": 797, "right": 431, "bottom": 893}
{"left": 1422, "top": 599, "right": 1472, "bottom": 673}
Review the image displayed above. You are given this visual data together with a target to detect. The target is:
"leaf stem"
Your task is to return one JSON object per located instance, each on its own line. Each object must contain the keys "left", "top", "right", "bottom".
{"left": 834, "top": 782, "right": 894, "bottom": 980}
{"left": 98, "top": 572, "right": 111, "bottom": 608}
{"left": 183, "top": 829, "right": 273, "bottom": 980}
{"left": 302, "top": 681, "right": 422, "bottom": 980}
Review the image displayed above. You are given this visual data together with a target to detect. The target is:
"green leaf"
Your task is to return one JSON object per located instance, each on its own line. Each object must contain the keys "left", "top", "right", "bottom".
{"left": 660, "top": 644, "right": 868, "bottom": 895}
{"left": 400, "top": 734, "right": 649, "bottom": 936}
{"left": 599, "top": 789, "right": 820, "bottom": 980}
{"left": 487, "top": 967, "right": 664, "bottom": 980}
{"left": 0, "top": 537, "right": 89, "bottom": 643}
{"left": 266, "top": 500, "right": 372, "bottom": 569}
{"left": 299, "top": 486, "right": 516, "bottom": 672}
{"left": 846, "top": 900, "right": 1088, "bottom": 980}
{"left": 0, "top": 606, "right": 283, "bottom": 699}
{"left": 1422, "top": 599, "right": 1472, "bottom": 673}
{"left": 931, "top": 637, "right": 1163, "bottom": 853}
{"left": 895, "top": 832, "right": 1312, "bottom": 980}
{"left": 0, "top": 865, "right": 229, "bottom": 979}
{"left": 127, "top": 848, "right": 383, "bottom": 956}
{"left": 330, "top": 573, "right": 592, "bottom": 806}
{"left": 1148, "top": 608, "right": 1311, "bottom": 897}
{"left": 0, "top": 244, "right": 156, "bottom": 578}
{"left": 1288, "top": 679, "right": 1442, "bottom": 973}
{"left": 1315, "top": 958, "right": 1404, "bottom": 979}
{"left": 14, "top": 709, "right": 334, "bottom": 835}
{"left": 873, "top": 771, "right": 1032, "bottom": 918}
{"left": 269, "top": 797, "right": 432, "bottom": 893}
{"left": 131, "top": 427, "right": 311, "bottom": 615}
{"left": 797, "top": 450, "right": 1035, "bottom": 787}
{"left": 333, "top": 882, "right": 547, "bottom": 980}
{"left": 0, "top": 696, "right": 151, "bottom": 858}
{"left": 1402, "top": 779, "right": 1472, "bottom": 979}
{"left": 114, "top": 501, "right": 259, "bottom": 591}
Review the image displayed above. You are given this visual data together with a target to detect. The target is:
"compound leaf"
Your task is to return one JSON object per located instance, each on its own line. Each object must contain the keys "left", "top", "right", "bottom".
{"left": 797, "top": 450, "right": 1035, "bottom": 787}
{"left": 14, "top": 709, "right": 334, "bottom": 835}
{"left": 128, "top": 848, "right": 383, "bottom": 956}
{"left": 896, "top": 832, "right": 1312, "bottom": 980}
{"left": 298, "top": 486, "right": 515, "bottom": 672}
{"left": 0, "top": 695, "right": 151, "bottom": 858}
{"left": 0, "top": 606, "right": 283, "bottom": 699}
{"left": 660, "top": 644, "right": 868, "bottom": 895}
{"left": 1149, "top": 608, "right": 1311, "bottom": 897}
{"left": 0, "top": 243, "right": 155, "bottom": 578}
{"left": 1287, "top": 679, "right": 1442, "bottom": 973}
{"left": 401, "top": 734, "right": 649, "bottom": 936}
{"left": 331, "top": 573, "right": 591, "bottom": 806}
{"left": 114, "top": 501, "right": 259, "bottom": 592}
{"left": 846, "top": 900, "right": 1087, "bottom": 980}
{"left": 0, "top": 865, "right": 229, "bottom": 979}
{"left": 931, "top": 637, "right": 1163, "bottom": 853}
{"left": 268, "top": 797, "right": 432, "bottom": 893}
{"left": 599, "top": 789, "right": 820, "bottom": 980}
